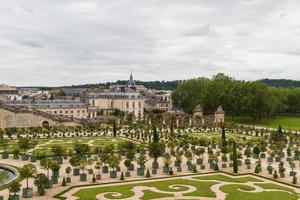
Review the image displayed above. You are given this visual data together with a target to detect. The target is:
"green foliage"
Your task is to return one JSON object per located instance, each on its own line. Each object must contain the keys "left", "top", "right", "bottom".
{"left": 92, "top": 174, "right": 96, "bottom": 183}
{"left": 19, "top": 164, "right": 37, "bottom": 188}
{"left": 120, "top": 172, "right": 125, "bottom": 181}
{"left": 232, "top": 141, "right": 238, "bottom": 173}
{"left": 34, "top": 173, "right": 49, "bottom": 195}
{"left": 8, "top": 181, "right": 21, "bottom": 195}
{"left": 148, "top": 142, "right": 165, "bottom": 162}
{"left": 254, "top": 165, "right": 260, "bottom": 174}
{"left": 273, "top": 170, "right": 278, "bottom": 179}
{"left": 214, "top": 163, "right": 219, "bottom": 171}
{"left": 65, "top": 166, "right": 72, "bottom": 176}
{"left": 152, "top": 125, "right": 159, "bottom": 143}
{"left": 51, "top": 145, "right": 65, "bottom": 158}
{"left": 146, "top": 169, "right": 151, "bottom": 178}
{"left": 193, "top": 166, "right": 198, "bottom": 173}
{"left": 62, "top": 177, "right": 67, "bottom": 186}
{"left": 172, "top": 73, "right": 300, "bottom": 118}
{"left": 113, "top": 120, "right": 117, "bottom": 137}
{"left": 74, "top": 143, "right": 90, "bottom": 157}
{"left": 293, "top": 175, "right": 297, "bottom": 184}
{"left": 18, "top": 138, "right": 31, "bottom": 153}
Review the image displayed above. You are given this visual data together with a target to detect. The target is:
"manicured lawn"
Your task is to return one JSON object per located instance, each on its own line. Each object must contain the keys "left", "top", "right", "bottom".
{"left": 221, "top": 184, "right": 299, "bottom": 200}
{"left": 255, "top": 183, "right": 296, "bottom": 193}
{"left": 74, "top": 179, "right": 217, "bottom": 200}
{"left": 71, "top": 174, "right": 299, "bottom": 200}
{"left": 227, "top": 115, "right": 300, "bottom": 131}
{"left": 193, "top": 174, "right": 263, "bottom": 183}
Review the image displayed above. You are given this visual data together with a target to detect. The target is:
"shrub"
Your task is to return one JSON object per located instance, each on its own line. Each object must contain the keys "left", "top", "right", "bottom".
{"left": 62, "top": 177, "right": 66, "bottom": 186}
{"left": 254, "top": 165, "right": 260, "bottom": 174}
{"left": 273, "top": 170, "right": 278, "bottom": 179}
{"left": 92, "top": 174, "right": 96, "bottom": 183}
{"left": 120, "top": 172, "right": 125, "bottom": 181}
{"left": 214, "top": 163, "right": 219, "bottom": 171}
{"left": 146, "top": 169, "right": 151, "bottom": 178}
{"left": 293, "top": 175, "right": 297, "bottom": 184}
{"left": 193, "top": 166, "right": 198, "bottom": 173}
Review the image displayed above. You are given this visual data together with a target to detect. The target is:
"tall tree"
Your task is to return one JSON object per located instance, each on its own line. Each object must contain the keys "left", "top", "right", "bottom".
{"left": 232, "top": 140, "right": 238, "bottom": 173}
{"left": 152, "top": 125, "right": 159, "bottom": 143}
{"left": 113, "top": 119, "right": 117, "bottom": 137}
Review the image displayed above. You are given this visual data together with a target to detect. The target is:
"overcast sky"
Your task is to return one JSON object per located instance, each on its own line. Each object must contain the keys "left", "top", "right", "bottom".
{"left": 1, "top": 0, "right": 300, "bottom": 86}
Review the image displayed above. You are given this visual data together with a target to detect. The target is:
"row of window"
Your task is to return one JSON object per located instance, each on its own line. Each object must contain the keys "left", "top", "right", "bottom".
{"left": 126, "top": 102, "right": 142, "bottom": 109}
{"left": 48, "top": 110, "right": 86, "bottom": 115}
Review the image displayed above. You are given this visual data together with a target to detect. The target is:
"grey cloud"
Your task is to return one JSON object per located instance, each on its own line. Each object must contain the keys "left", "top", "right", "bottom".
{"left": 0, "top": 0, "right": 300, "bottom": 86}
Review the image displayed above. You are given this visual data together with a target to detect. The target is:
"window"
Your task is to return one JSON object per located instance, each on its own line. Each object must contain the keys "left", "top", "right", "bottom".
{"left": 54, "top": 111, "right": 57, "bottom": 114}
{"left": 126, "top": 102, "right": 129, "bottom": 109}
{"left": 65, "top": 111, "right": 68, "bottom": 114}
{"left": 92, "top": 100, "right": 95, "bottom": 106}
{"left": 132, "top": 102, "right": 135, "bottom": 109}
{"left": 138, "top": 102, "right": 141, "bottom": 109}
{"left": 59, "top": 111, "right": 62, "bottom": 114}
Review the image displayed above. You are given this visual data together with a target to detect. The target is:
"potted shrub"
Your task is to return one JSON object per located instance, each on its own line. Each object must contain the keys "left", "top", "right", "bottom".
{"left": 30, "top": 140, "right": 38, "bottom": 162}
{"left": 99, "top": 153, "right": 109, "bottom": 173}
{"left": 69, "top": 156, "right": 80, "bottom": 176}
{"left": 34, "top": 173, "right": 49, "bottom": 196}
{"left": 94, "top": 161, "right": 102, "bottom": 180}
{"left": 163, "top": 153, "right": 172, "bottom": 174}
{"left": 9, "top": 181, "right": 21, "bottom": 200}
{"left": 108, "top": 155, "right": 120, "bottom": 178}
{"left": 40, "top": 158, "right": 53, "bottom": 189}
{"left": 185, "top": 150, "right": 193, "bottom": 167}
{"left": 51, "top": 161, "right": 60, "bottom": 178}
{"left": 79, "top": 160, "right": 87, "bottom": 181}
{"left": 19, "top": 164, "right": 37, "bottom": 198}
{"left": 137, "top": 154, "right": 147, "bottom": 176}
{"left": 0, "top": 138, "right": 10, "bottom": 159}
{"left": 65, "top": 166, "right": 72, "bottom": 183}
{"left": 87, "top": 158, "right": 94, "bottom": 174}
{"left": 51, "top": 145, "right": 65, "bottom": 164}
{"left": 13, "top": 149, "right": 20, "bottom": 160}
{"left": 18, "top": 138, "right": 31, "bottom": 161}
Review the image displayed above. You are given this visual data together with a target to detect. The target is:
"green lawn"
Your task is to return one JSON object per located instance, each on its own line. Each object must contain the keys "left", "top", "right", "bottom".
{"left": 74, "top": 179, "right": 217, "bottom": 200}
{"left": 227, "top": 115, "right": 300, "bottom": 131}
{"left": 71, "top": 174, "right": 299, "bottom": 200}
{"left": 193, "top": 174, "right": 263, "bottom": 183}
{"left": 221, "top": 184, "right": 298, "bottom": 200}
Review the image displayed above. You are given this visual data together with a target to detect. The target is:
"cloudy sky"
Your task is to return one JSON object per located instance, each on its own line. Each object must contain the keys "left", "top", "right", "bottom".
{"left": 1, "top": 0, "right": 300, "bottom": 86}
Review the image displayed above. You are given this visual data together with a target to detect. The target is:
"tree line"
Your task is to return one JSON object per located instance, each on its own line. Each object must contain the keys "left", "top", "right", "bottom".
{"left": 172, "top": 73, "right": 300, "bottom": 120}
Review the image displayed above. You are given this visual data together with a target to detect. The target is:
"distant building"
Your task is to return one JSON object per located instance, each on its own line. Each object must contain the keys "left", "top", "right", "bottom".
{"left": 87, "top": 92, "right": 145, "bottom": 120}
{"left": 110, "top": 73, "right": 148, "bottom": 94}
{"left": 193, "top": 105, "right": 204, "bottom": 117}
{"left": 145, "top": 90, "right": 172, "bottom": 111}
{"left": 1, "top": 99, "right": 87, "bottom": 119}
{"left": 214, "top": 106, "right": 225, "bottom": 124}
{"left": 0, "top": 84, "right": 18, "bottom": 95}
{"left": 62, "top": 88, "right": 86, "bottom": 97}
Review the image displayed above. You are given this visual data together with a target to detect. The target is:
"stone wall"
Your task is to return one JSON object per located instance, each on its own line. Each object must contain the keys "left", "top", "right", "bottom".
{"left": 0, "top": 108, "right": 79, "bottom": 129}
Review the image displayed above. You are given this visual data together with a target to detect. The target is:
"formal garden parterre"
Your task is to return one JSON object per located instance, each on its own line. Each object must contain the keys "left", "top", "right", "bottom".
{"left": 1, "top": 122, "right": 300, "bottom": 199}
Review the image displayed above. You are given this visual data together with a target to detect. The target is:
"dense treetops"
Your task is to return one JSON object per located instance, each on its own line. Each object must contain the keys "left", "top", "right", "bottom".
{"left": 260, "top": 79, "right": 300, "bottom": 88}
{"left": 172, "top": 73, "right": 300, "bottom": 119}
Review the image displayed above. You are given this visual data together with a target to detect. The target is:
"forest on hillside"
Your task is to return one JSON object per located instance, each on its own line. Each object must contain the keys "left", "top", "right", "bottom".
{"left": 260, "top": 79, "right": 300, "bottom": 88}
{"left": 172, "top": 73, "right": 300, "bottom": 120}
